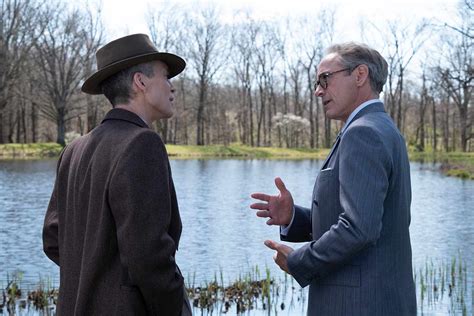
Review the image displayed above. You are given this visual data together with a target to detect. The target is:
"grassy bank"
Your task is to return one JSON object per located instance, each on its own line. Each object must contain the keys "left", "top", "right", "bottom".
{"left": 166, "top": 144, "right": 329, "bottom": 159}
{"left": 0, "top": 143, "right": 329, "bottom": 160}
{"left": 1, "top": 143, "right": 473, "bottom": 179}
{"left": 408, "top": 150, "right": 474, "bottom": 180}
{"left": 0, "top": 143, "right": 63, "bottom": 159}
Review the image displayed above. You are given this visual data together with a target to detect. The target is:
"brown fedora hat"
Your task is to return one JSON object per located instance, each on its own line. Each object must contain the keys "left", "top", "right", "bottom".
{"left": 81, "top": 33, "right": 186, "bottom": 95}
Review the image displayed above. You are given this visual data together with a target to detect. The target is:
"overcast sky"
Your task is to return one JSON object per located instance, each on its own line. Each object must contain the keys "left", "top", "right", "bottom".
{"left": 98, "top": 0, "right": 459, "bottom": 41}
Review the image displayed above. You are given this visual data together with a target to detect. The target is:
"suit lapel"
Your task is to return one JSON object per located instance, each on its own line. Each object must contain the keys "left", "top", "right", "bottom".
{"left": 320, "top": 102, "right": 386, "bottom": 170}
{"left": 321, "top": 133, "right": 341, "bottom": 169}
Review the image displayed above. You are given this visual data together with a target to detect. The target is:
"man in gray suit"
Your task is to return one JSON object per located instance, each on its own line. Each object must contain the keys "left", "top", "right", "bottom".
{"left": 251, "top": 42, "right": 416, "bottom": 315}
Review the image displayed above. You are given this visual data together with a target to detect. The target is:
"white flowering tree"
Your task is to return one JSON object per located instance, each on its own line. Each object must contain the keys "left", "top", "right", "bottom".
{"left": 272, "top": 112, "right": 310, "bottom": 148}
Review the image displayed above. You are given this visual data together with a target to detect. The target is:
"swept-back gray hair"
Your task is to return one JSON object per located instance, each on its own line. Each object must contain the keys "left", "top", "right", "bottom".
{"left": 326, "top": 42, "right": 388, "bottom": 94}
{"left": 101, "top": 62, "right": 155, "bottom": 106}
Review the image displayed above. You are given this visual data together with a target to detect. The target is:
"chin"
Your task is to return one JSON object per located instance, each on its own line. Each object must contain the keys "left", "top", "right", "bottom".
{"left": 324, "top": 111, "right": 334, "bottom": 119}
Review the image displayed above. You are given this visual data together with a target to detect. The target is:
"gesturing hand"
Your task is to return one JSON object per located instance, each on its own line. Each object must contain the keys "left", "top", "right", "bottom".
{"left": 264, "top": 240, "right": 293, "bottom": 274}
{"left": 250, "top": 177, "right": 294, "bottom": 226}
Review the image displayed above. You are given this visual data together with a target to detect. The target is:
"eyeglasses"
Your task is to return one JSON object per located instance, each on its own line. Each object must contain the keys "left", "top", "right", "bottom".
{"left": 314, "top": 67, "right": 352, "bottom": 90}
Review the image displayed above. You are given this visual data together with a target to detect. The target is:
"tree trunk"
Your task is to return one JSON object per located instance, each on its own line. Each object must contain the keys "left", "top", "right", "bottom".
{"left": 418, "top": 73, "right": 427, "bottom": 151}
{"left": 442, "top": 100, "right": 450, "bottom": 152}
{"left": 86, "top": 94, "right": 98, "bottom": 132}
{"left": 307, "top": 68, "right": 315, "bottom": 148}
{"left": 324, "top": 116, "right": 331, "bottom": 148}
{"left": 8, "top": 111, "right": 15, "bottom": 143}
{"left": 451, "top": 111, "right": 456, "bottom": 151}
{"left": 248, "top": 86, "right": 254, "bottom": 147}
{"left": 16, "top": 108, "right": 21, "bottom": 143}
{"left": 397, "top": 66, "right": 404, "bottom": 129}
{"left": 179, "top": 79, "right": 188, "bottom": 145}
{"left": 0, "top": 112, "right": 3, "bottom": 144}
{"left": 21, "top": 106, "right": 27, "bottom": 143}
{"left": 316, "top": 99, "right": 320, "bottom": 148}
{"left": 257, "top": 85, "right": 265, "bottom": 147}
{"left": 31, "top": 102, "right": 37, "bottom": 143}
{"left": 431, "top": 98, "right": 437, "bottom": 152}
{"left": 196, "top": 104, "right": 204, "bottom": 146}
{"left": 56, "top": 107, "right": 66, "bottom": 146}
{"left": 458, "top": 105, "right": 467, "bottom": 152}
{"left": 419, "top": 109, "right": 425, "bottom": 151}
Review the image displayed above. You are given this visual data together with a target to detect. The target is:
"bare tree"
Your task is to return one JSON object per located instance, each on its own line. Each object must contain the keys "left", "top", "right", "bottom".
{"left": 437, "top": 0, "right": 473, "bottom": 152}
{"left": 82, "top": 3, "right": 105, "bottom": 132}
{"left": 416, "top": 71, "right": 429, "bottom": 151}
{"left": 184, "top": 5, "right": 227, "bottom": 146}
{"left": 231, "top": 14, "right": 258, "bottom": 146}
{"left": 34, "top": 5, "right": 101, "bottom": 145}
{"left": 147, "top": 2, "right": 188, "bottom": 143}
{"left": 290, "top": 10, "right": 335, "bottom": 148}
{"left": 252, "top": 21, "right": 283, "bottom": 146}
{"left": 0, "top": 0, "right": 47, "bottom": 143}
{"left": 374, "top": 19, "right": 429, "bottom": 131}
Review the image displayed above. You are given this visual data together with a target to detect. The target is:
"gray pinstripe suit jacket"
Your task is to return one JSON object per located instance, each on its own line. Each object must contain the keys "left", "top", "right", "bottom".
{"left": 282, "top": 102, "right": 416, "bottom": 315}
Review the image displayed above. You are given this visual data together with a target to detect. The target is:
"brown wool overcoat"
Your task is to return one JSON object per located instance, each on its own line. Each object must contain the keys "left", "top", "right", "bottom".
{"left": 43, "top": 108, "right": 186, "bottom": 315}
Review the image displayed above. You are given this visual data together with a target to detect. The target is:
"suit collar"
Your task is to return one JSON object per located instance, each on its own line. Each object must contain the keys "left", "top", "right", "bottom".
{"left": 343, "top": 101, "right": 385, "bottom": 133}
{"left": 101, "top": 108, "right": 149, "bottom": 128}
{"left": 354, "top": 101, "right": 385, "bottom": 118}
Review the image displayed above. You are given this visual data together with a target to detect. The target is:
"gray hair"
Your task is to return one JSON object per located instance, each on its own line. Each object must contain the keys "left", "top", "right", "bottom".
{"left": 326, "top": 42, "right": 388, "bottom": 94}
{"left": 101, "top": 62, "right": 155, "bottom": 106}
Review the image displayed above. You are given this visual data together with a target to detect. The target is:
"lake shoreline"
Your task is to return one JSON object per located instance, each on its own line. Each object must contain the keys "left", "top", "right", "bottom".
{"left": 0, "top": 143, "right": 472, "bottom": 179}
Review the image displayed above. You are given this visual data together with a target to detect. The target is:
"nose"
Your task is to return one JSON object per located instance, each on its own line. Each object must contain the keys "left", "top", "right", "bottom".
{"left": 168, "top": 80, "right": 175, "bottom": 93}
{"left": 314, "top": 84, "right": 324, "bottom": 97}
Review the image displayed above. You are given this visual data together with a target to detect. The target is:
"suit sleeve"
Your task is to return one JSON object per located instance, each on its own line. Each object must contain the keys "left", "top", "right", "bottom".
{"left": 43, "top": 149, "right": 66, "bottom": 266}
{"left": 280, "top": 205, "right": 312, "bottom": 242}
{"left": 287, "top": 125, "right": 390, "bottom": 287}
{"left": 109, "top": 131, "right": 183, "bottom": 315}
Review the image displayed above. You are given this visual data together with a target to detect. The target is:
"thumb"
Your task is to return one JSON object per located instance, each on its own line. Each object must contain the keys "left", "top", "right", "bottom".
{"left": 274, "top": 177, "right": 288, "bottom": 194}
{"left": 264, "top": 239, "right": 280, "bottom": 251}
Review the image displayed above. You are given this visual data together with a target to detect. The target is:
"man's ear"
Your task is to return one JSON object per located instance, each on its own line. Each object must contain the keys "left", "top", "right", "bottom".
{"left": 132, "top": 72, "right": 146, "bottom": 92}
{"left": 355, "top": 64, "right": 369, "bottom": 87}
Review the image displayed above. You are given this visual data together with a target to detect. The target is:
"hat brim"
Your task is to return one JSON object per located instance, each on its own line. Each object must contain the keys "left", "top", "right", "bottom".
{"left": 81, "top": 52, "right": 186, "bottom": 95}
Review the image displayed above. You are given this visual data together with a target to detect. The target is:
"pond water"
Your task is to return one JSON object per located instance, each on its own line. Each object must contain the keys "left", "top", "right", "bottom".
{"left": 0, "top": 159, "right": 472, "bottom": 315}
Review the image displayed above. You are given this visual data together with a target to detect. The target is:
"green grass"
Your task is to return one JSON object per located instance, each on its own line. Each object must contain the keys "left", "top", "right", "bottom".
{"left": 0, "top": 143, "right": 63, "bottom": 159}
{"left": 166, "top": 144, "right": 329, "bottom": 159}
{"left": 408, "top": 150, "right": 474, "bottom": 180}
{"left": 1, "top": 143, "right": 472, "bottom": 180}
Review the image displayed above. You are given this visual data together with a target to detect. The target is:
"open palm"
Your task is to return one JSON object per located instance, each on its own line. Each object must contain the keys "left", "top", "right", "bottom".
{"left": 250, "top": 177, "right": 294, "bottom": 226}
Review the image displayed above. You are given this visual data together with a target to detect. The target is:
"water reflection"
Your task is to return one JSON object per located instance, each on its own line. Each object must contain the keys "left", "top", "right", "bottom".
{"left": 0, "top": 159, "right": 472, "bottom": 315}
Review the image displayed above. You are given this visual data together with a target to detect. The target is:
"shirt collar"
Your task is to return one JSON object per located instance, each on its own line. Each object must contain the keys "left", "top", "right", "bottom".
{"left": 340, "top": 99, "right": 381, "bottom": 136}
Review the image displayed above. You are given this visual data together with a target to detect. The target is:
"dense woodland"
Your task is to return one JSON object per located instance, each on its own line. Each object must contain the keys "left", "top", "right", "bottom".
{"left": 0, "top": 0, "right": 472, "bottom": 151}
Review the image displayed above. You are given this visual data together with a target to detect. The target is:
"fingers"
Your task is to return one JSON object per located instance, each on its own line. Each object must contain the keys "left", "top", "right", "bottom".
{"left": 250, "top": 193, "right": 271, "bottom": 202}
{"left": 250, "top": 202, "right": 269, "bottom": 210}
{"left": 274, "top": 177, "right": 288, "bottom": 194}
{"left": 256, "top": 210, "right": 270, "bottom": 218}
{"left": 264, "top": 239, "right": 280, "bottom": 251}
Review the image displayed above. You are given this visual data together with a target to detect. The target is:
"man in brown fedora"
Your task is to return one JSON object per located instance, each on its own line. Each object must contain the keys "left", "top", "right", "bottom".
{"left": 43, "top": 34, "right": 192, "bottom": 315}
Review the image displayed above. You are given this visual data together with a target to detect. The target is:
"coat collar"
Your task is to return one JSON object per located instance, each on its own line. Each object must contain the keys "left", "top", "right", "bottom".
{"left": 101, "top": 108, "right": 149, "bottom": 128}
